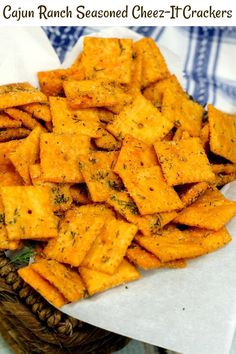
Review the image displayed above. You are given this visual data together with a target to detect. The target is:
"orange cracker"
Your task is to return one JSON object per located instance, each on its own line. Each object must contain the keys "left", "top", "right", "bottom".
{"left": 0, "top": 162, "right": 23, "bottom": 186}
{"left": 69, "top": 184, "right": 92, "bottom": 205}
{"left": 0, "top": 83, "right": 47, "bottom": 110}
{"left": 64, "top": 80, "right": 132, "bottom": 109}
{"left": 107, "top": 190, "right": 177, "bottom": 236}
{"left": 79, "top": 259, "right": 140, "bottom": 296}
{"left": 154, "top": 138, "right": 215, "bottom": 186}
{"left": 78, "top": 151, "right": 120, "bottom": 202}
{"left": 135, "top": 226, "right": 231, "bottom": 262}
{"left": 143, "top": 75, "right": 184, "bottom": 108}
{"left": 1, "top": 186, "right": 58, "bottom": 240}
{"left": 0, "top": 113, "right": 22, "bottom": 129}
{"left": 107, "top": 94, "right": 173, "bottom": 145}
{"left": 135, "top": 38, "right": 170, "bottom": 87}
{"left": 49, "top": 96, "right": 103, "bottom": 138}
{"left": 40, "top": 133, "right": 91, "bottom": 183}
{"left": 126, "top": 243, "right": 186, "bottom": 270}
{"left": 82, "top": 37, "right": 133, "bottom": 84}
{"left": 211, "top": 164, "right": 236, "bottom": 175}
{"left": 0, "top": 128, "right": 30, "bottom": 142}
{"left": 174, "top": 188, "right": 236, "bottom": 230}
{"left": 82, "top": 217, "right": 138, "bottom": 274}
{"left": 114, "top": 135, "right": 157, "bottom": 178}
{"left": 9, "top": 126, "right": 42, "bottom": 185}
{"left": 38, "top": 67, "right": 85, "bottom": 97}
{"left": 162, "top": 89, "right": 204, "bottom": 137}
{"left": 18, "top": 266, "right": 67, "bottom": 308}
{"left": 31, "top": 259, "right": 86, "bottom": 303}
{"left": 4, "top": 108, "right": 41, "bottom": 130}
{"left": 208, "top": 104, "right": 236, "bottom": 163}
{"left": 120, "top": 165, "right": 183, "bottom": 215}
{"left": 94, "top": 129, "right": 120, "bottom": 151}
{"left": 0, "top": 193, "right": 21, "bottom": 250}
{"left": 21, "top": 102, "right": 51, "bottom": 122}
{"left": 43, "top": 206, "right": 105, "bottom": 267}
{"left": 179, "top": 182, "right": 209, "bottom": 207}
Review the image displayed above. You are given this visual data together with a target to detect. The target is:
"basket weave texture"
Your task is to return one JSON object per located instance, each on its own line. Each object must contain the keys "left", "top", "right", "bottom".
{"left": 0, "top": 251, "right": 129, "bottom": 354}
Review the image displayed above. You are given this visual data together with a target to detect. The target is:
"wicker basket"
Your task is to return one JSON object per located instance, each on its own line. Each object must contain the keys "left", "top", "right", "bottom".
{"left": 0, "top": 251, "right": 129, "bottom": 354}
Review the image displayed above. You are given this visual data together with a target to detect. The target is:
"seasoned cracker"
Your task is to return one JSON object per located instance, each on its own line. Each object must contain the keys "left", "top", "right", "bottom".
{"left": 208, "top": 104, "right": 236, "bottom": 163}
{"left": 82, "top": 217, "right": 137, "bottom": 274}
{"left": 40, "top": 133, "right": 91, "bottom": 183}
{"left": 0, "top": 83, "right": 47, "bottom": 109}
{"left": 50, "top": 97, "right": 103, "bottom": 137}
{"left": 18, "top": 266, "right": 67, "bottom": 308}
{"left": 1, "top": 186, "right": 58, "bottom": 240}
{"left": 43, "top": 206, "right": 105, "bottom": 266}
{"left": 162, "top": 89, "right": 204, "bottom": 137}
{"left": 78, "top": 151, "right": 121, "bottom": 202}
{"left": 175, "top": 188, "right": 236, "bottom": 230}
{"left": 154, "top": 138, "right": 215, "bottom": 186}
{"left": 107, "top": 94, "right": 173, "bottom": 145}
{"left": 82, "top": 37, "right": 133, "bottom": 84}
{"left": 120, "top": 166, "right": 183, "bottom": 215}
{"left": 64, "top": 80, "right": 132, "bottom": 109}
{"left": 79, "top": 259, "right": 140, "bottom": 296}
{"left": 21, "top": 102, "right": 51, "bottom": 122}
{"left": 32, "top": 259, "right": 86, "bottom": 302}
{"left": 9, "top": 126, "right": 42, "bottom": 185}
{"left": 135, "top": 38, "right": 170, "bottom": 87}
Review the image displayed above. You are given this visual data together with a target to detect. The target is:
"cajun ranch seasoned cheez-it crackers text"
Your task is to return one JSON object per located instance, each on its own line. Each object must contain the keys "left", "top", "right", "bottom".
{"left": 0, "top": 36, "right": 235, "bottom": 308}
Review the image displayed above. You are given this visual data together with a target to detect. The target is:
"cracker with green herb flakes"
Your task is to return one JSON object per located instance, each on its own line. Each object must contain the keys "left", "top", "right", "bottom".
{"left": 29, "top": 164, "right": 72, "bottom": 211}
{"left": 64, "top": 80, "right": 132, "bottom": 109}
{"left": 50, "top": 97, "right": 103, "bottom": 138}
{"left": 38, "top": 67, "right": 85, "bottom": 97}
{"left": 114, "top": 135, "right": 157, "bottom": 178}
{"left": 0, "top": 83, "right": 47, "bottom": 110}
{"left": 0, "top": 193, "right": 22, "bottom": 250}
{"left": 97, "top": 109, "right": 115, "bottom": 124}
{"left": 0, "top": 113, "right": 22, "bottom": 129}
{"left": 208, "top": 104, "right": 236, "bottom": 163}
{"left": 179, "top": 182, "right": 209, "bottom": 207}
{"left": 31, "top": 259, "right": 86, "bottom": 302}
{"left": 162, "top": 89, "right": 204, "bottom": 137}
{"left": 20, "top": 102, "right": 51, "bottom": 122}
{"left": 79, "top": 259, "right": 140, "bottom": 296}
{"left": 9, "top": 126, "right": 42, "bottom": 185}
{"left": 126, "top": 243, "right": 186, "bottom": 270}
{"left": 135, "top": 226, "right": 231, "bottom": 262}
{"left": 82, "top": 217, "right": 137, "bottom": 274}
{"left": 1, "top": 186, "right": 58, "bottom": 240}
{"left": 107, "top": 190, "right": 177, "bottom": 236}
{"left": 120, "top": 165, "right": 183, "bottom": 215}
{"left": 143, "top": 75, "right": 184, "bottom": 108}
{"left": 0, "top": 162, "right": 23, "bottom": 186}
{"left": 135, "top": 38, "right": 170, "bottom": 88}
{"left": 18, "top": 266, "right": 67, "bottom": 308}
{"left": 40, "top": 133, "right": 90, "bottom": 183}
{"left": 175, "top": 188, "right": 236, "bottom": 230}
{"left": 107, "top": 94, "right": 173, "bottom": 145}
{"left": 78, "top": 151, "right": 121, "bottom": 202}
{"left": 43, "top": 207, "right": 105, "bottom": 267}
{"left": 82, "top": 37, "right": 133, "bottom": 84}
{"left": 154, "top": 138, "right": 215, "bottom": 186}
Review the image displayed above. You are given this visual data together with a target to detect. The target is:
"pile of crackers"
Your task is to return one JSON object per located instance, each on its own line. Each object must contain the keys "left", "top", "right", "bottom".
{"left": 0, "top": 37, "right": 236, "bottom": 308}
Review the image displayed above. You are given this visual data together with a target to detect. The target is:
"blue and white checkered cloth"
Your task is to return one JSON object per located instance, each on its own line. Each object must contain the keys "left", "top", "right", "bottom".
{"left": 43, "top": 26, "right": 236, "bottom": 113}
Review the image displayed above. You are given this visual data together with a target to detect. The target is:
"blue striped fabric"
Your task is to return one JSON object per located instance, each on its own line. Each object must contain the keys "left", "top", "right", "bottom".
{"left": 42, "top": 26, "right": 236, "bottom": 111}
